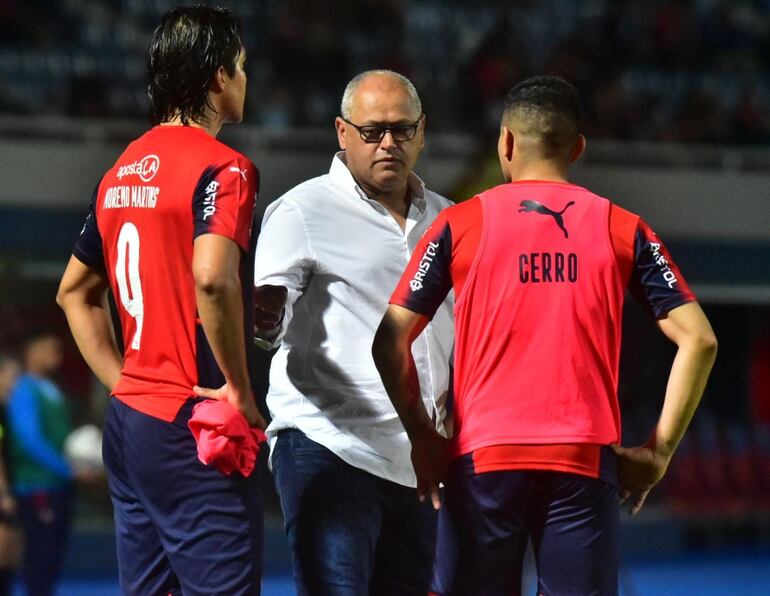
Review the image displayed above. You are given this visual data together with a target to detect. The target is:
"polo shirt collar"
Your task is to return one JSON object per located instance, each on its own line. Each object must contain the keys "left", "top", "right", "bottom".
{"left": 330, "top": 152, "right": 427, "bottom": 212}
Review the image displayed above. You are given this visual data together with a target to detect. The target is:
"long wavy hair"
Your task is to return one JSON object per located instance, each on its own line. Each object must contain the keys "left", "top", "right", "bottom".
{"left": 147, "top": 6, "right": 242, "bottom": 126}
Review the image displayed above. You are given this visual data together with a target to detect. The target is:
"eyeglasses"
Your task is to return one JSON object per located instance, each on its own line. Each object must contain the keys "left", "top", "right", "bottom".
{"left": 341, "top": 114, "right": 424, "bottom": 143}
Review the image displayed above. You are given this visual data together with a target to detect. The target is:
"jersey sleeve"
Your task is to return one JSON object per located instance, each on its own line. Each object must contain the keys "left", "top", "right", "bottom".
{"left": 629, "top": 218, "right": 697, "bottom": 319}
{"left": 390, "top": 210, "right": 453, "bottom": 319}
{"left": 192, "top": 156, "right": 259, "bottom": 252}
{"left": 72, "top": 181, "right": 105, "bottom": 271}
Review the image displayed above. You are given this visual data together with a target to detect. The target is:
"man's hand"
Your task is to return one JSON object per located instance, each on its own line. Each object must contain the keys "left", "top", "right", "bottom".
{"left": 611, "top": 302, "right": 716, "bottom": 516}
{"left": 73, "top": 466, "right": 104, "bottom": 486}
{"left": 193, "top": 383, "right": 267, "bottom": 430}
{"left": 254, "top": 285, "right": 288, "bottom": 338}
{"left": 611, "top": 442, "right": 672, "bottom": 515}
{"left": 411, "top": 426, "right": 449, "bottom": 510}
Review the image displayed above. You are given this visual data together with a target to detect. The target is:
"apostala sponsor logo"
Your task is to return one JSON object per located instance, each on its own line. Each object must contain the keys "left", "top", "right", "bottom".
{"left": 117, "top": 155, "right": 160, "bottom": 183}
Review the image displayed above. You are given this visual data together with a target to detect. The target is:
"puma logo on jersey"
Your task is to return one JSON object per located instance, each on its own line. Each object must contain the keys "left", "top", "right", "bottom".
{"left": 229, "top": 167, "right": 247, "bottom": 181}
{"left": 519, "top": 200, "right": 575, "bottom": 238}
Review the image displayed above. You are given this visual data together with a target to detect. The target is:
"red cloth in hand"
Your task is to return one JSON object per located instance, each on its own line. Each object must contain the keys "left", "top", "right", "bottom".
{"left": 188, "top": 400, "right": 266, "bottom": 477}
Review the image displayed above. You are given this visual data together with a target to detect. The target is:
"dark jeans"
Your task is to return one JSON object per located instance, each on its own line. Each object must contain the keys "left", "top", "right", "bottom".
{"left": 16, "top": 488, "right": 72, "bottom": 596}
{"left": 102, "top": 397, "right": 263, "bottom": 596}
{"left": 272, "top": 429, "right": 437, "bottom": 596}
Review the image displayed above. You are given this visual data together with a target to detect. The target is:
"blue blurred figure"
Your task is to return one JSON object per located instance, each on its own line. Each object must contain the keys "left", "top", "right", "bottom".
{"left": 0, "top": 353, "right": 21, "bottom": 596}
{"left": 7, "top": 333, "right": 73, "bottom": 596}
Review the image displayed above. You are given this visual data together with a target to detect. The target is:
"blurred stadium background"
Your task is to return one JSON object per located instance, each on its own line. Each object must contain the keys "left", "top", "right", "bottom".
{"left": 0, "top": 0, "right": 769, "bottom": 594}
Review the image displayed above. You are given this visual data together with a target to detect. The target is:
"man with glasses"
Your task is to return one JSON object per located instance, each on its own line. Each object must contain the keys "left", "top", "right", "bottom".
{"left": 251, "top": 70, "right": 454, "bottom": 594}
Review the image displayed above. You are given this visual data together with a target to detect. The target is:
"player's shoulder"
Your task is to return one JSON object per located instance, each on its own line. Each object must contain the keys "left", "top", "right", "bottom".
{"left": 604, "top": 199, "right": 642, "bottom": 236}
{"left": 475, "top": 181, "right": 513, "bottom": 200}
{"left": 607, "top": 201, "right": 639, "bottom": 221}
{"left": 442, "top": 195, "right": 483, "bottom": 222}
{"left": 564, "top": 184, "right": 630, "bottom": 213}
{"left": 414, "top": 196, "right": 481, "bottom": 242}
{"left": 562, "top": 186, "right": 643, "bottom": 233}
{"left": 108, "top": 127, "right": 256, "bottom": 179}
{"left": 154, "top": 126, "right": 256, "bottom": 170}
{"left": 199, "top": 135, "right": 256, "bottom": 172}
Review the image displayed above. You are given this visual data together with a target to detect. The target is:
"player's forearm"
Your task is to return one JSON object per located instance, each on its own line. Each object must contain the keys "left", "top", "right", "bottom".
{"left": 21, "top": 439, "right": 72, "bottom": 478}
{"left": 196, "top": 274, "right": 251, "bottom": 393}
{"left": 654, "top": 329, "right": 717, "bottom": 457}
{"left": 59, "top": 294, "right": 122, "bottom": 391}
{"left": 57, "top": 257, "right": 122, "bottom": 390}
{"left": 373, "top": 327, "right": 434, "bottom": 440}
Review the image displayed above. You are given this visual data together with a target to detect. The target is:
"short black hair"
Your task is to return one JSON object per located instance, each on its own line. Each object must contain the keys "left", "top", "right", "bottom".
{"left": 20, "top": 329, "right": 59, "bottom": 352}
{"left": 502, "top": 75, "right": 581, "bottom": 156}
{"left": 0, "top": 352, "right": 18, "bottom": 368}
{"left": 147, "top": 6, "right": 242, "bottom": 126}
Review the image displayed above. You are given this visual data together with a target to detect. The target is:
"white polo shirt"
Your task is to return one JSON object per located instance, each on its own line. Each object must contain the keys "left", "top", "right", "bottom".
{"left": 254, "top": 152, "right": 454, "bottom": 487}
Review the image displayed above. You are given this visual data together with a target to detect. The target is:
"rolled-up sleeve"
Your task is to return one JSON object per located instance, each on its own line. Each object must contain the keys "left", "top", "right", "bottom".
{"left": 253, "top": 199, "right": 315, "bottom": 348}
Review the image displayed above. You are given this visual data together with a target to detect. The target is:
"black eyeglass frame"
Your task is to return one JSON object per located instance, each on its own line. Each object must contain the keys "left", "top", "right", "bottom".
{"left": 341, "top": 114, "right": 424, "bottom": 143}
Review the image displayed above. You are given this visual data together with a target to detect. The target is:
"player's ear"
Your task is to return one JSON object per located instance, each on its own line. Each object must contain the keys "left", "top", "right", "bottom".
{"left": 570, "top": 134, "right": 586, "bottom": 163}
{"left": 335, "top": 117, "right": 347, "bottom": 150}
{"left": 210, "top": 65, "right": 228, "bottom": 94}
{"left": 499, "top": 125, "right": 514, "bottom": 162}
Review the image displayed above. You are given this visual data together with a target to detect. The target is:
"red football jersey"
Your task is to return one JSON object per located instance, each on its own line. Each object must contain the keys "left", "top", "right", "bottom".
{"left": 74, "top": 126, "right": 259, "bottom": 421}
{"left": 391, "top": 181, "right": 696, "bottom": 475}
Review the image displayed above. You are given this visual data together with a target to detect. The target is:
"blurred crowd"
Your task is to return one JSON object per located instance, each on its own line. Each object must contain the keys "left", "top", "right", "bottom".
{"left": 619, "top": 305, "right": 770, "bottom": 516}
{"left": 1, "top": 0, "right": 769, "bottom": 144}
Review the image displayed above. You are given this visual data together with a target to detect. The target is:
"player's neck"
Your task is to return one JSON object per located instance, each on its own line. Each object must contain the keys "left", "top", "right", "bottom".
{"left": 159, "top": 113, "right": 223, "bottom": 138}
{"left": 507, "top": 160, "right": 570, "bottom": 184}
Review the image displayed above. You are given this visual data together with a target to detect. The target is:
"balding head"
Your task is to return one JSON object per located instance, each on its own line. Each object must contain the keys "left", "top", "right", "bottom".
{"left": 341, "top": 70, "right": 422, "bottom": 122}
{"left": 502, "top": 75, "right": 581, "bottom": 160}
{"left": 335, "top": 70, "right": 426, "bottom": 201}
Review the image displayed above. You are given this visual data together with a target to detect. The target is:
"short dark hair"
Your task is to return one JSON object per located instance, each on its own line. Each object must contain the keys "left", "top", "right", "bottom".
{"left": 147, "top": 6, "right": 242, "bottom": 126}
{"left": 502, "top": 75, "right": 581, "bottom": 156}
{"left": 21, "top": 329, "right": 59, "bottom": 352}
{"left": 0, "top": 352, "right": 18, "bottom": 368}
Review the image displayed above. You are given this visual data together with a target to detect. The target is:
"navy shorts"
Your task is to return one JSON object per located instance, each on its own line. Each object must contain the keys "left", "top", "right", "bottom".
{"left": 102, "top": 397, "right": 263, "bottom": 596}
{"left": 437, "top": 454, "right": 620, "bottom": 596}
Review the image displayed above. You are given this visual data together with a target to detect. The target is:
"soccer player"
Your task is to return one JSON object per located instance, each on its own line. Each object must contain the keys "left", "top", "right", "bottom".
{"left": 249, "top": 70, "right": 455, "bottom": 595}
{"left": 56, "top": 7, "right": 263, "bottom": 595}
{"left": 373, "top": 75, "right": 717, "bottom": 595}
